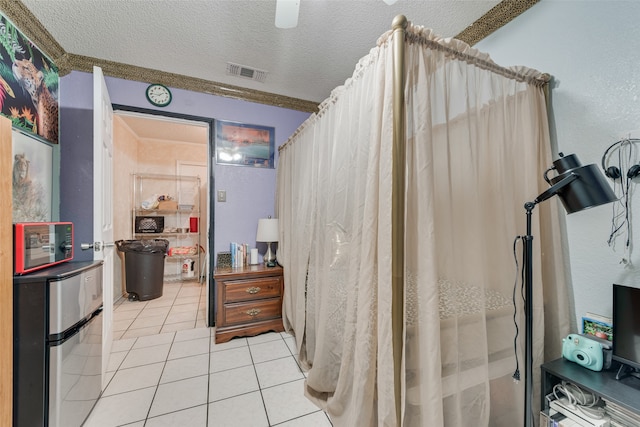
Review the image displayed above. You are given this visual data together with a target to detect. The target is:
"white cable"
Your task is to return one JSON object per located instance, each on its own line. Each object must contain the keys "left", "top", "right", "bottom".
{"left": 552, "top": 381, "right": 607, "bottom": 419}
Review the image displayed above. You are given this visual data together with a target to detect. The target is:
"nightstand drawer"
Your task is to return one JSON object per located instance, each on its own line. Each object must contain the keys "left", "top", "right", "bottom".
{"left": 223, "top": 299, "right": 282, "bottom": 326}
{"left": 224, "top": 277, "right": 282, "bottom": 303}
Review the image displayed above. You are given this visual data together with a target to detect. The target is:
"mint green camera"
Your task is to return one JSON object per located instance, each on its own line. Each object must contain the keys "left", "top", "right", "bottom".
{"left": 562, "top": 334, "right": 604, "bottom": 371}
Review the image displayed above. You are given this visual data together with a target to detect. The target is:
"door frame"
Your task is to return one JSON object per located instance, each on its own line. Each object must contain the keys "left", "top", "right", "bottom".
{"left": 112, "top": 105, "right": 216, "bottom": 325}
{"left": 0, "top": 116, "right": 13, "bottom": 426}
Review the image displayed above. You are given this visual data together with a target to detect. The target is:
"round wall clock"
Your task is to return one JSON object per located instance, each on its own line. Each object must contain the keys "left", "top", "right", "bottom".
{"left": 145, "top": 83, "right": 172, "bottom": 107}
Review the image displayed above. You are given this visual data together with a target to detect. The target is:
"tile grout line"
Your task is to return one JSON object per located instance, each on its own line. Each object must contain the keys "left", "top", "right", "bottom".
{"left": 158, "top": 281, "right": 179, "bottom": 334}
{"left": 141, "top": 329, "right": 175, "bottom": 423}
{"left": 249, "top": 336, "right": 273, "bottom": 426}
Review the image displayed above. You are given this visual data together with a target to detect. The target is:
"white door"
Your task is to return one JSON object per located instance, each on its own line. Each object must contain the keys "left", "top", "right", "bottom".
{"left": 93, "top": 66, "right": 114, "bottom": 388}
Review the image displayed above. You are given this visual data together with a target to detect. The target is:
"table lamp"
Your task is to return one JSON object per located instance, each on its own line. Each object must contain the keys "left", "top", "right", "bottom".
{"left": 256, "top": 216, "right": 279, "bottom": 267}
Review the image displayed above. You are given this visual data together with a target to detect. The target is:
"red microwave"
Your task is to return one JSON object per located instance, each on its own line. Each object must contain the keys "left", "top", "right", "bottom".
{"left": 14, "top": 222, "right": 74, "bottom": 275}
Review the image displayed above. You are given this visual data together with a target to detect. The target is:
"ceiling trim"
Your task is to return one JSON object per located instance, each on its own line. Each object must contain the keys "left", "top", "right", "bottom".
{"left": 455, "top": 0, "right": 539, "bottom": 46}
{"left": 0, "top": 0, "right": 67, "bottom": 66}
{"left": 1, "top": 0, "right": 538, "bottom": 114}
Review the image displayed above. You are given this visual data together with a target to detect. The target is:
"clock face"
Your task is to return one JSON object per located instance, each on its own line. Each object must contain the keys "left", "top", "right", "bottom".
{"left": 146, "top": 84, "right": 172, "bottom": 107}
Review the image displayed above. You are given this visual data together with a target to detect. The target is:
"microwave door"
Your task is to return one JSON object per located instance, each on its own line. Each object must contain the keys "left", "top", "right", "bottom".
{"left": 26, "top": 232, "right": 56, "bottom": 269}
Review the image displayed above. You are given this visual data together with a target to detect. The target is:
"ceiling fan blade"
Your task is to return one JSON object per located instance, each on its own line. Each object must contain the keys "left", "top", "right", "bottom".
{"left": 275, "top": 0, "right": 300, "bottom": 29}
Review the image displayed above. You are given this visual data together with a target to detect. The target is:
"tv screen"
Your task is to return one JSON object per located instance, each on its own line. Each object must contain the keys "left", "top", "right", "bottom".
{"left": 612, "top": 284, "right": 640, "bottom": 372}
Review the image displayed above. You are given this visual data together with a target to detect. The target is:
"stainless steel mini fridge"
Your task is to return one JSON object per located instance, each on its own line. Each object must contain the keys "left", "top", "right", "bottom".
{"left": 13, "top": 261, "right": 103, "bottom": 427}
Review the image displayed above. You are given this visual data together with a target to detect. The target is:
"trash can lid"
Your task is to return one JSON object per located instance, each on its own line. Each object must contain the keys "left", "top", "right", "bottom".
{"left": 116, "top": 239, "right": 169, "bottom": 253}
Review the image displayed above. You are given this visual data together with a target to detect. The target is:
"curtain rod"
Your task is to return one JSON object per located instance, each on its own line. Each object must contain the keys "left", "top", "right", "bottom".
{"left": 279, "top": 19, "right": 550, "bottom": 157}
{"left": 398, "top": 23, "right": 550, "bottom": 87}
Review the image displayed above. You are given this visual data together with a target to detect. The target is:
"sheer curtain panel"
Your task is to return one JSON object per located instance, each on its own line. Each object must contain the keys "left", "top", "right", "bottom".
{"left": 276, "top": 20, "right": 568, "bottom": 427}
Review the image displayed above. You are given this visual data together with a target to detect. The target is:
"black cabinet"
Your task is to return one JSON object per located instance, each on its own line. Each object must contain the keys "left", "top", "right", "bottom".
{"left": 541, "top": 358, "right": 640, "bottom": 418}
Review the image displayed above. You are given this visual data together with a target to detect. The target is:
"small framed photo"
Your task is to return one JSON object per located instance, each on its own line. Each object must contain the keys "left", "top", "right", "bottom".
{"left": 215, "top": 120, "right": 275, "bottom": 168}
{"left": 12, "top": 130, "right": 53, "bottom": 222}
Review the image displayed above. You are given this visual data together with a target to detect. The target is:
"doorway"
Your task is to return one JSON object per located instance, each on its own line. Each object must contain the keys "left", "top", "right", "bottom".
{"left": 111, "top": 106, "right": 215, "bottom": 325}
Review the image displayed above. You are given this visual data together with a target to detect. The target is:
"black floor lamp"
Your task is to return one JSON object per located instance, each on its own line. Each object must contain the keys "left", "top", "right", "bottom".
{"left": 523, "top": 153, "right": 617, "bottom": 427}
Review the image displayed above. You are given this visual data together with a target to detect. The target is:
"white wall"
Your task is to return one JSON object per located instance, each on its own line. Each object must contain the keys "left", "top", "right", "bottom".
{"left": 476, "top": 0, "right": 640, "bottom": 330}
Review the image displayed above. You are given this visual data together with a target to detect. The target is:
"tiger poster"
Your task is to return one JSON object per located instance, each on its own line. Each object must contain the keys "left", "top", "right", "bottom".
{"left": 0, "top": 12, "right": 59, "bottom": 144}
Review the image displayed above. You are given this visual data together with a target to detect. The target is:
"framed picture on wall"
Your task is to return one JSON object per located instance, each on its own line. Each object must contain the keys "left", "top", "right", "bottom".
{"left": 215, "top": 120, "right": 275, "bottom": 168}
{"left": 12, "top": 130, "right": 53, "bottom": 222}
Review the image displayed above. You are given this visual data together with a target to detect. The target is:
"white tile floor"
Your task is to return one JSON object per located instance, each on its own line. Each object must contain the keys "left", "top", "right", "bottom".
{"left": 84, "top": 281, "right": 333, "bottom": 427}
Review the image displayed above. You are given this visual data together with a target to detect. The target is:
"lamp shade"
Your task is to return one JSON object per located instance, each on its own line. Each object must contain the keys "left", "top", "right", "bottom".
{"left": 256, "top": 218, "right": 279, "bottom": 242}
{"left": 547, "top": 154, "right": 617, "bottom": 214}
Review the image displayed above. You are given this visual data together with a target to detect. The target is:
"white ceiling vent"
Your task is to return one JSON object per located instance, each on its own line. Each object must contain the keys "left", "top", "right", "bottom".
{"left": 226, "top": 62, "right": 268, "bottom": 83}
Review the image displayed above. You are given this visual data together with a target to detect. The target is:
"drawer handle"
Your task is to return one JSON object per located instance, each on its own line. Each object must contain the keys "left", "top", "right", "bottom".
{"left": 246, "top": 308, "right": 261, "bottom": 317}
{"left": 246, "top": 286, "right": 261, "bottom": 294}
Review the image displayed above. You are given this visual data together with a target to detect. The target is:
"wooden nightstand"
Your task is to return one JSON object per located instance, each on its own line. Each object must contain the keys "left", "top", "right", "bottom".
{"left": 214, "top": 264, "right": 284, "bottom": 343}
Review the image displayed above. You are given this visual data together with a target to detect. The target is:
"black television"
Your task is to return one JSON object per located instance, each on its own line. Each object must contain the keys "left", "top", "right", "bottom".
{"left": 612, "top": 284, "right": 640, "bottom": 380}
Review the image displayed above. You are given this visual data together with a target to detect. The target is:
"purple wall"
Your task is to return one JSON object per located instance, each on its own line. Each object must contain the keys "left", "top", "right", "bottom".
{"left": 58, "top": 71, "right": 310, "bottom": 266}
{"left": 59, "top": 73, "right": 93, "bottom": 261}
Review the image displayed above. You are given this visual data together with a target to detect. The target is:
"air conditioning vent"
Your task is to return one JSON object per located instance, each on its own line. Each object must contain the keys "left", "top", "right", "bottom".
{"left": 226, "top": 62, "right": 268, "bottom": 83}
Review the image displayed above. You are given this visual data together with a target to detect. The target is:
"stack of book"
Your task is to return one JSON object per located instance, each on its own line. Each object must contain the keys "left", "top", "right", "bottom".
{"left": 230, "top": 242, "right": 249, "bottom": 268}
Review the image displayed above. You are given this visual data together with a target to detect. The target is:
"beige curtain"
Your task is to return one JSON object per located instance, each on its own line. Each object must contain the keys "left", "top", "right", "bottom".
{"left": 276, "top": 22, "right": 569, "bottom": 427}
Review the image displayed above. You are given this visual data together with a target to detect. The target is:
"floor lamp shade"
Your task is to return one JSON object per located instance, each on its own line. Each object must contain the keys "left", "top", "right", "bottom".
{"left": 523, "top": 153, "right": 616, "bottom": 427}
{"left": 547, "top": 154, "right": 618, "bottom": 213}
{"left": 256, "top": 217, "right": 279, "bottom": 265}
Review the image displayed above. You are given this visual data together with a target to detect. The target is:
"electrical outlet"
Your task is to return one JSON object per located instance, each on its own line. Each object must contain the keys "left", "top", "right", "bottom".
{"left": 217, "top": 190, "right": 226, "bottom": 202}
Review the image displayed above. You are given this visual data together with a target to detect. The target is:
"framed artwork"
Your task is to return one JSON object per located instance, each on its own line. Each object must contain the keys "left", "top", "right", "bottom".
{"left": 0, "top": 13, "right": 59, "bottom": 144}
{"left": 215, "top": 120, "right": 275, "bottom": 168}
{"left": 12, "top": 130, "right": 53, "bottom": 222}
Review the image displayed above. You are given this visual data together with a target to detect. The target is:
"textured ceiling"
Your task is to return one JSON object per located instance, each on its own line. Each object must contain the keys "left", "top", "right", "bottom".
{"left": 17, "top": 0, "right": 512, "bottom": 107}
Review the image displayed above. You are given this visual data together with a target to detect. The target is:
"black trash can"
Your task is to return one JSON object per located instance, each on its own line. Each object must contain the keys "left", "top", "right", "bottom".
{"left": 116, "top": 239, "right": 169, "bottom": 301}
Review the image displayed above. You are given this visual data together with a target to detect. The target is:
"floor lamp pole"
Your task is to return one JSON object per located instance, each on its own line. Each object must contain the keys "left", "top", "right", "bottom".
{"left": 524, "top": 201, "right": 535, "bottom": 427}
{"left": 522, "top": 174, "right": 576, "bottom": 427}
